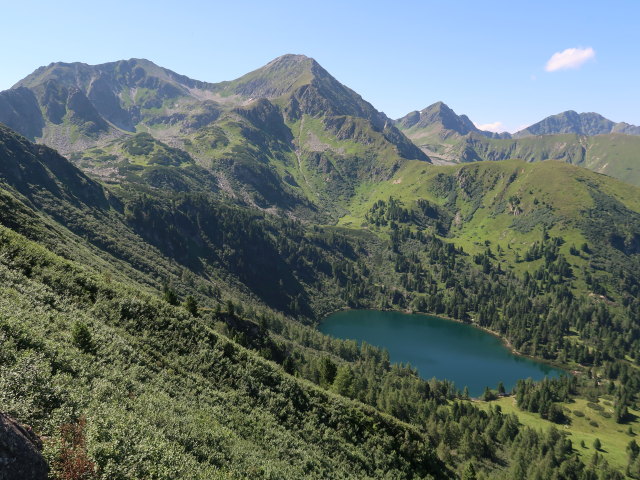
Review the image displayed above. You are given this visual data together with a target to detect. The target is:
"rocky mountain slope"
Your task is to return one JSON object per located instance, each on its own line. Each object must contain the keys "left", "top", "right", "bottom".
{"left": 397, "top": 101, "right": 481, "bottom": 137}
{"left": 0, "top": 55, "right": 428, "bottom": 218}
{"left": 396, "top": 102, "right": 511, "bottom": 162}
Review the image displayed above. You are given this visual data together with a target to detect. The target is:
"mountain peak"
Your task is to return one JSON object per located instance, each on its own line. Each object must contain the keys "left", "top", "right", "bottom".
{"left": 14, "top": 57, "right": 196, "bottom": 92}
{"left": 266, "top": 53, "right": 314, "bottom": 65}
{"left": 216, "top": 54, "right": 327, "bottom": 100}
{"left": 397, "top": 101, "right": 478, "bottom": 135}
{"left": 211, "top": 54, "right": 404, "bottom": 130}
{"left": 429, "top": 100, "right": 447, "bottom": 110}
{"left": 4, "top": 58, "right": 215, "bottom": 137}
{"left": 514, "top": 110, "right": 619, "bottom": 137}
{"left": 261, "top": 53, "right": 318, "bottom": 74}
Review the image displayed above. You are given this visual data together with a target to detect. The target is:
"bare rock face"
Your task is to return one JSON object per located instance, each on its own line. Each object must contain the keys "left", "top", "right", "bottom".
{"left": 0, "top": 413, "right": 48, "bottom": 480}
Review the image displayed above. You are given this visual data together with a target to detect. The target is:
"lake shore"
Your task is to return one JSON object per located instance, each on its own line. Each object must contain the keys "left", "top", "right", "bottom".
{"left": 318, "top": 306, "right": 572, "bottom": 377}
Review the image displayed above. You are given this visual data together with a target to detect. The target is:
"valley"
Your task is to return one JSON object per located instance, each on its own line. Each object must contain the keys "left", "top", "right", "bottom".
{"left": 0, "top": 53, "right": 638, "bottom": 479}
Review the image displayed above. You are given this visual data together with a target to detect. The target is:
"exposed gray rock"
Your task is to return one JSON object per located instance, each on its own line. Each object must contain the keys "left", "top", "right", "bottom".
{"left": 0, "top": 413, "right": 48, "bottom": 480}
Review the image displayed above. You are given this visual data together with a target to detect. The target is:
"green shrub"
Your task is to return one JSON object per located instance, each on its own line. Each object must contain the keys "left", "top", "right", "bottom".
{"left": 72, "top": 322, "right": 96, "bottom": 354}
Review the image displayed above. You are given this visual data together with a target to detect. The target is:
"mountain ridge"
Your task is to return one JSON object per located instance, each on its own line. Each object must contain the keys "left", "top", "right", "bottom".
{"left": 396, "top": 101, "right": 511, "bottom": 140}
{"left": 0, "top": 55, "right": 429, "bottom": 219}
{"left": 0, "top": 97, "right": 638, "bottom": 479}
{"left": 395, "top": 101, "right": 640, "bottom": 185}
{"left": 514, "top": 110, "right": 640, "bottom": 137}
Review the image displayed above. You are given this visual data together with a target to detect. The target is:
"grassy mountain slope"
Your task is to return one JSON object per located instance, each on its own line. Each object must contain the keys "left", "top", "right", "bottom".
{"left": 340, "top": 159, "right": 640, "bottom": 341}
{"left": 2, "top": 123, "right": 636, "bottom": 479}
{"left": 396, "top": 121, "right": 640, "bottom": 187}
{"left": 0, "top": 222, "right": 449, "bottom": 479}
{"left": 463, "top": 133, "right": 640, "bottom": 186}
{"left": 0, "top": 123, "right": 370, "bottom": 318}
{"left": 479, "top": 395, "right": 640, "bottom": 472}
{"left": 341, "top": 158, "right": 640, "bottom": 262}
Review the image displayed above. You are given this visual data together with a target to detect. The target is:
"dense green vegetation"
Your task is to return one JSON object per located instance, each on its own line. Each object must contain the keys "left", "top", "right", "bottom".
{"left": 0, "top": 55, "right": 639, "bottom": 478}
{"left": 0, "top": 212, "right": 630, "bottom": 479}
{"left": 0, "top": 225, "right": 453, "bottom": 479}
{"left": 0, "top": 123, "right": 637, "bottom": 478}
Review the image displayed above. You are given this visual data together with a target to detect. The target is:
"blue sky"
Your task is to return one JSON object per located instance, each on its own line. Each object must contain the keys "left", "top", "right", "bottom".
{"left": 2, "top": 0, "right": 638, "bottom": 132}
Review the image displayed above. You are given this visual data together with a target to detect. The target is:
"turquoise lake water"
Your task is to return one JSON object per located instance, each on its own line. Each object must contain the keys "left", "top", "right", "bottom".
{"left": 319, "top": 309, "right": 564, "bottom": 397}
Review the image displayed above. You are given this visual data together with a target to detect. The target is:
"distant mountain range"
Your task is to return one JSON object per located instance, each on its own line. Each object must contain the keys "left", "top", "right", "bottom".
{"left": 1, "top": 54, "right": 639, "bottom": 202}
{"left": 514, "top": 110, "right": 640, "bottom": 137}
{"left": 395, "top": 102, "right": 640, "bottom": 185}
{"left": 396, "top": 103, "right": 640, "bottom": 140}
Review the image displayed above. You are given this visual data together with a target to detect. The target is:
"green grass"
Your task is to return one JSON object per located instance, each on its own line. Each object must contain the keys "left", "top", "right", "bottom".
{"left": 478, "top": 396, "right": 639, "bottom": 471}
{"left": 338, "top": 159, "right": 640, "bottom": 294}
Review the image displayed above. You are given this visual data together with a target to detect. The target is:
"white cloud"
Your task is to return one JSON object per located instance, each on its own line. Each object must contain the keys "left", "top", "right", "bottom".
{"left": 545, "top": 47, "right": 595, "bottom": 72}
{"left": 475, "top": 121, "right": 505, "bottom": 133}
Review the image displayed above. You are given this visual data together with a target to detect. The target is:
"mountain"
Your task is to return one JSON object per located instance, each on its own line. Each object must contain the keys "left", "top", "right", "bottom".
{"left": 397, "top": 101, "right": 511, "bottom": 139}
{"left": 1, "top": 59, "right": 640, "bottom": 479}
{"left": 396, "top": 102, "right": 512, "bottom": 163}
{"left": 395, "top": 104, "right": 640, "bottom": 186}
{"left": 212, "top": 54, "right": 386, "bottom": 123}
{"left": 0, "top": 87, "right": 45, "bottom": 140}
{"left": 10, "top": 58, "right": 216, "bottom": 134}
{"left": 0, "top": 73, "right": 640, "bottom": 480}
{"left": 1, "top": 55, "right": 428, "bottom": 217}
{"left": 1, "top": 124, "right": 638, "bottom": 477}
{"left": 397, "top": 101, "right": 479, "bottom": 136}
{"left": 401, "top": 130, "right": 640, "bottom": 186}
{"left": 452, "top": 132, "right": 640, "bottom": 185}
{"left": 514, "top": 110, "right": 640, "bottom": 137}
{"left": 0, "top": 123, "right": 111, "bottom": 209}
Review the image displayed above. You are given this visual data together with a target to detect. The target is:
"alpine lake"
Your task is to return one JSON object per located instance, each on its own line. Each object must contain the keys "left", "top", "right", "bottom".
{"left": 319, "top": 310, "right": 565, "bottom": 397}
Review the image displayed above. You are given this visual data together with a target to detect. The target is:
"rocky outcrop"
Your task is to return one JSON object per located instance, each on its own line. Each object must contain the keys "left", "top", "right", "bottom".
{"left": 0, "top": 88, "right": 45, "bottom": 140}
{"left": 0, "top": 413, "right": 48, "bottom": 480}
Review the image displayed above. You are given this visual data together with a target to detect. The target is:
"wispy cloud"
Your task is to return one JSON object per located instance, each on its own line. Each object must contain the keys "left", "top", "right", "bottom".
{"left": 545, "top": 47, "right": 595, "bottom": 72}
{"left": 475, "top": 121, "right": 505, "bottom": 133}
